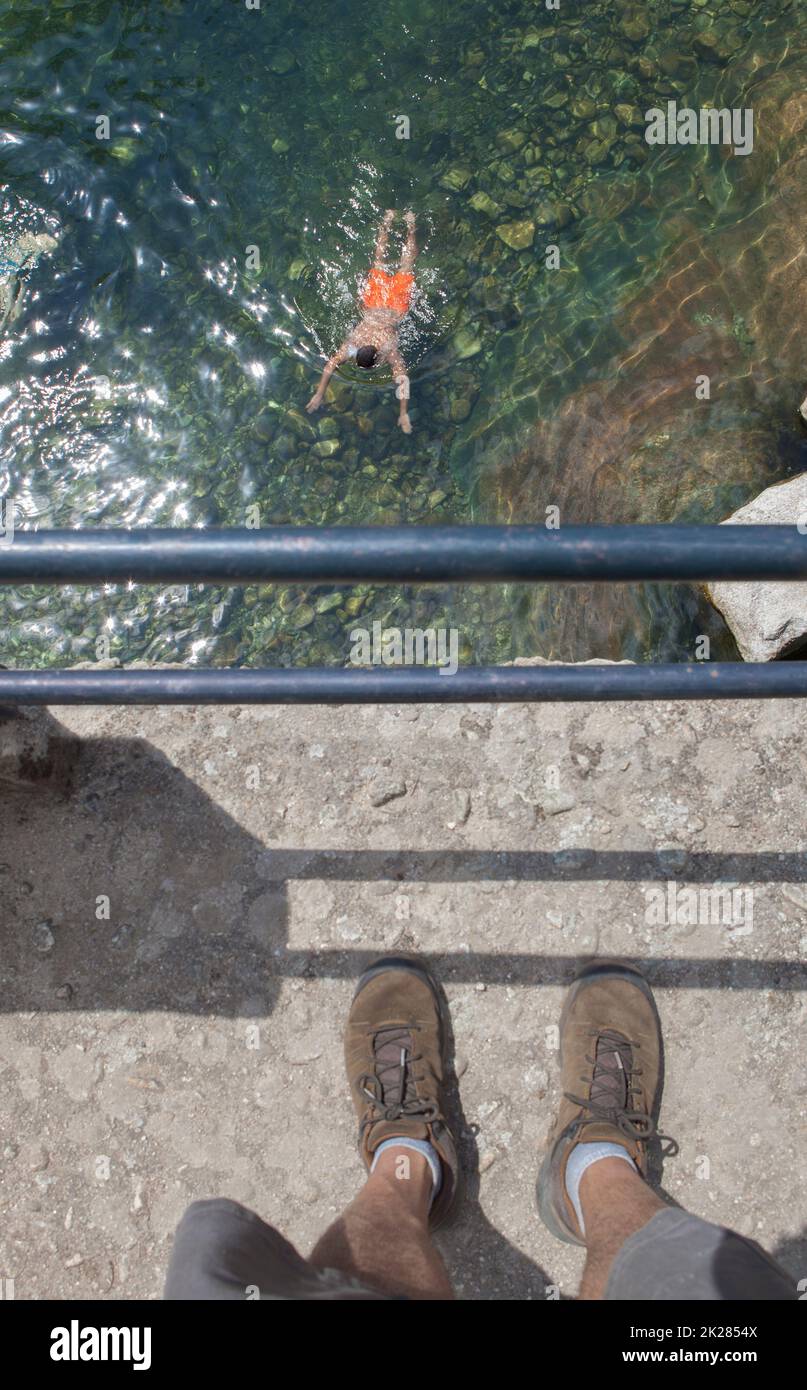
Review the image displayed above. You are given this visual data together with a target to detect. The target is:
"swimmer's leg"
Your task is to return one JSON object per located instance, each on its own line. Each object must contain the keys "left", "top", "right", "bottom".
{"left": 399, "top": 212, "right": 417, "bottom": 274}
{"left": 373, "top": 209, "right": 396, "bottom": 267}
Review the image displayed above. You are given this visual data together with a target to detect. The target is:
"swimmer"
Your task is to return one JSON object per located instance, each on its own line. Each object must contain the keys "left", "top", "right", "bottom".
{"left": 307, "top": 209, "right": 417, "bottom": 434}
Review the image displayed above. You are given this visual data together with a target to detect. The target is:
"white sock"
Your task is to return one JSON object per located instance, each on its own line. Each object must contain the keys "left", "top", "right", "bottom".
{"left": 371, "top": 1137, "right": 442, "bottom": 1209}
{"left": 565, "top": 1142, "right": 637, "bottom": 1235}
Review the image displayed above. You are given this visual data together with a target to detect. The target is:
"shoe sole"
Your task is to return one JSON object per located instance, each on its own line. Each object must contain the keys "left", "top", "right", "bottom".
{"left": 352, "top": 954, "right": 462, "bottom": 1230}
{"left": 536, "top": 958, "right": 661, "bottom": 1246}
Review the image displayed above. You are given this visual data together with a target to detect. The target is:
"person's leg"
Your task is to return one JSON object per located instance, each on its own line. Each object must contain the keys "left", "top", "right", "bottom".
{"left": 372, "top": 208, "right": 395, "bottom": 266}
{"left": 165, "top": 1197, "right": 391, "bottom": 1300}
{"left": 165, "top": 957, "right": 459, "bottom": 1302}
{"left": 311, "top": 955, "right": 460, "bottom": 1298}
{"left": 538, "top": 959, "right": 796, "bottom": 1301}
{"left": 399, "top": 210, "right": 417, "bottom": 272}
{"left": 310, "top": 1142, "right": 452, "bottom": 1299}
{"left": 577, "top": 1157, "right": 666, "bottom": 1299}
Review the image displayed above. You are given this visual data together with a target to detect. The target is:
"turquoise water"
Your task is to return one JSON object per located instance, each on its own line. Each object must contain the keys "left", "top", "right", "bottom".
{"left": 1, "top": 0, "right": 805, "bottom": 668}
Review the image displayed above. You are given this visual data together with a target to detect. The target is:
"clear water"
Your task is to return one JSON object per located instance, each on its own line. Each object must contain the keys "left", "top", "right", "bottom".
{"left": 1, "top": 0, "right": 805, "bottom": 669}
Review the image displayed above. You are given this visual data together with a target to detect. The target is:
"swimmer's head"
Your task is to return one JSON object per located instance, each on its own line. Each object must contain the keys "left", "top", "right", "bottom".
{"left": 355, "top": 345, "right": 378, "bottom": 370}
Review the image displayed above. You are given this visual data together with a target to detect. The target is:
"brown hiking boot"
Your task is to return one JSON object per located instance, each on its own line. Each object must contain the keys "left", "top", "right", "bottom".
{"left": 345, "top": 956, "right": 459, "bottom": 1228}
{"left": 538, "top": 959, "right": 673, "bottom": 1245}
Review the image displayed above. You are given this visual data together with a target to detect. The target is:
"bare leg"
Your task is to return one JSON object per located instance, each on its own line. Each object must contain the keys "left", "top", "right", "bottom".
{"left": 309, "top": 1145, "right": 453, "bottom": 1300}
{"left": 372, "top": 209, "right": 395, "bottom": 266}
{"left": 400, "top": 211, "right": 417, "bottom": 272}
{"left": 577, "top": 1158, "right": 666, "bottom": 1301}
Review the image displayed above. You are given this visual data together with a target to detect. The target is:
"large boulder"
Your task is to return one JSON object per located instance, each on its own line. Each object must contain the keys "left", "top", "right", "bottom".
{"left": 706, "top": 473, "right": 807, "bottom": 661}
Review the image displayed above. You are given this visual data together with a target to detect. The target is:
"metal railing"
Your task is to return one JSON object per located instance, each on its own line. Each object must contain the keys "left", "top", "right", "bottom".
{"left": 1, "top": 525, "right": 806, "bottom": 703}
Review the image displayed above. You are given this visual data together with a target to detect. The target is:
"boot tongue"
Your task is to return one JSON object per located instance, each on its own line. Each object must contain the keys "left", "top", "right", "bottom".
{"left": 591, "top": 1033, "right": 630, "bottom": 1113}
{"left": 373, "top": 1027, "right": 415, "bottom": 1108}
{"left": 365, "top": 1027, "right": 430, "bottom": 1148}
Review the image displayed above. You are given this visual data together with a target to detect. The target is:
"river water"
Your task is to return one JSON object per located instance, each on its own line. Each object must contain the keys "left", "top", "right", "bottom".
{"left": 1, "top": 0, "right": 805, "bottom": 668}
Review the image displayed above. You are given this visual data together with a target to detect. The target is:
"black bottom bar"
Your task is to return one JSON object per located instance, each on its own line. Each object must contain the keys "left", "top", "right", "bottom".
{"left": 1, "top": 663, "right": 806, "bottom": 704}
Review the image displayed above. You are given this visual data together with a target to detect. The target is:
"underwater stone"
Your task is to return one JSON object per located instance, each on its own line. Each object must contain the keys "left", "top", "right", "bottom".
{"left": 591, "top": 115, "right": 618, "bottom": 141}
{"left": 523, "top": 164, "right": 552, "bottom": 188}
{"left": 285, "top": 410, "right": 317, "bottom": 441}
{"left": 291, "top": 604, "right": 315, "bottom": 628}
{"left": 496, "top": 128, "right": 527, "bottom": 153}
{"left": 495, "top": 219, "right": 535, "bottom": 250}
{"left": 269, "top": 48, "right": 296, "bottom": 74}
{"left": 614, "top": 103, "right": 643, "bottom": 127}
{"left": 533, "top": 200, "right": 573, "bottom": 228}
{"left": 312, "top": 439, "right": 340, "bottom": 457}
{"left": 620, "top": 12, "right": 651, "bottom": 42}
{"left": 251, "top": 414, "right": 275, "bottom": 442}
{"left": 451, "top": 327, "right": 483, "bottom": 359}
{"left": 571, "top": 97, "right": 597, "bottom": 120}
{"left": 583, "top": 138, "right": 613, "bottom": 166}
{"left": 469, "top": 190, "right": 501, "bottom": 217}
{"left": 694, "top": 27, "right": 743, "bottom": 62}
{"left": 440, "top": 167, "right": 472, "bottom": 191}
{"left": 315, "top": 593, "right": 343, "bottom": 614}
{"left": 108, "top": 138, "right": 139, "bottom": 162}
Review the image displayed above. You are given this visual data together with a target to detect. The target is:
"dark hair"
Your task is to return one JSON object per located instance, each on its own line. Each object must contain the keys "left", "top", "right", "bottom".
{"left": 355, "top": 344, "right": 378, "bottom": 369}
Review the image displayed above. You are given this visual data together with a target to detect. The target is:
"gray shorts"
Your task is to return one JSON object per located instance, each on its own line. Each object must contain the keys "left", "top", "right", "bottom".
{"left": 164, "top": 1199, "right": 797, "bottom": 1301}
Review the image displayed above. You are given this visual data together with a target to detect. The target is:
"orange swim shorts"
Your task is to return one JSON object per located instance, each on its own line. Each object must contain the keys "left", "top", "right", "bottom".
{"left": 362, "top": 267, "right": 414, "bottom": 314}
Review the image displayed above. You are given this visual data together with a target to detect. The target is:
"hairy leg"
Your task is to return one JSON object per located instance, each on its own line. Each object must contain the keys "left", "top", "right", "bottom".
{"left": 309, "top": 1145, "right": 453, "bottom": 1300}
{"left": 373, "top": 209, "right": 395, "bottom": 266}
{"left": 399, "top": 212, "right": 417, "bottom": 272}
{"left": 577, "top": 1157, "right": 666, "bottom": 1300}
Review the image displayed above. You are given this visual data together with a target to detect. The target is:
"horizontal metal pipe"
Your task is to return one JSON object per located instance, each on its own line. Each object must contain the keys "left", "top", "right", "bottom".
{"left": 1, "top": 663, "right": 806, "bottom": 704}
{"left": 1, "top": 524, "right": 807, "bottom": 585}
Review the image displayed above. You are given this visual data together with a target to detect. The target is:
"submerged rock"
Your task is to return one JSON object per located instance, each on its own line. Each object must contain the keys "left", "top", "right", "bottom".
{"left": 268, "top": 48, "right": 296, "bottom": 75}
{"left": 0, "top": 230, "right": 58, "bottom": 332}
{"left": 440, "top": 166, "right": 472, "bottom": 192}
{"left": 495, "top": 219, "right": 535, "bottom": 250}
{"left": 469, "top": 190, "right": 501, "bottom": 218}
{"left": 448, "top": 53, "right": 807, "bottom": 661}
{"left": 705, "top": 474, "right": 807, "bottom": 662}
{"left": 451, "top": 326, "right": 483, "bottom": 359}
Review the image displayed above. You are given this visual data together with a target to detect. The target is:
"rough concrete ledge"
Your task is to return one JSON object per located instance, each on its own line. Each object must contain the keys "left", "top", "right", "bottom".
{"left": 1, "top": 694, "right": 806, "bottom": 1299}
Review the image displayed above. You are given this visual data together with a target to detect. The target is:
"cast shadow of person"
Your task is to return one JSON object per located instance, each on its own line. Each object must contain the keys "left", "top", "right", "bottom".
{"left": 1, "top": 709, "right": 558, "bottom": 1297}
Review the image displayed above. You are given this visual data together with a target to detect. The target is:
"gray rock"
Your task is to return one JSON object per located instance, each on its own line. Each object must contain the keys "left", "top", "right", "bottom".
{"left": 706, "top": 473, "right": 807, "bottom": 661}
{"left": 368, "top": 778, "right": 407, "bottom": 807}
{"left": 0, "top": 231, "right": 58, "bottom": 332}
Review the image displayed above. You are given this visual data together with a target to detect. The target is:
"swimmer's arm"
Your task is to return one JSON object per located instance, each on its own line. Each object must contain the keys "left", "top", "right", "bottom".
{"left": 306, "top": 344, "right": 349, "bottom": 412}
{"left": 390, "top": 348, "right": 412, "bottom": 434}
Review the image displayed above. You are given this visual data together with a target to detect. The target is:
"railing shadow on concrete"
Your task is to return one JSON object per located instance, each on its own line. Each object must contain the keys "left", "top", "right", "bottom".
{"left": 2, "top": 713, "right": 805, "bottom": 1018}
